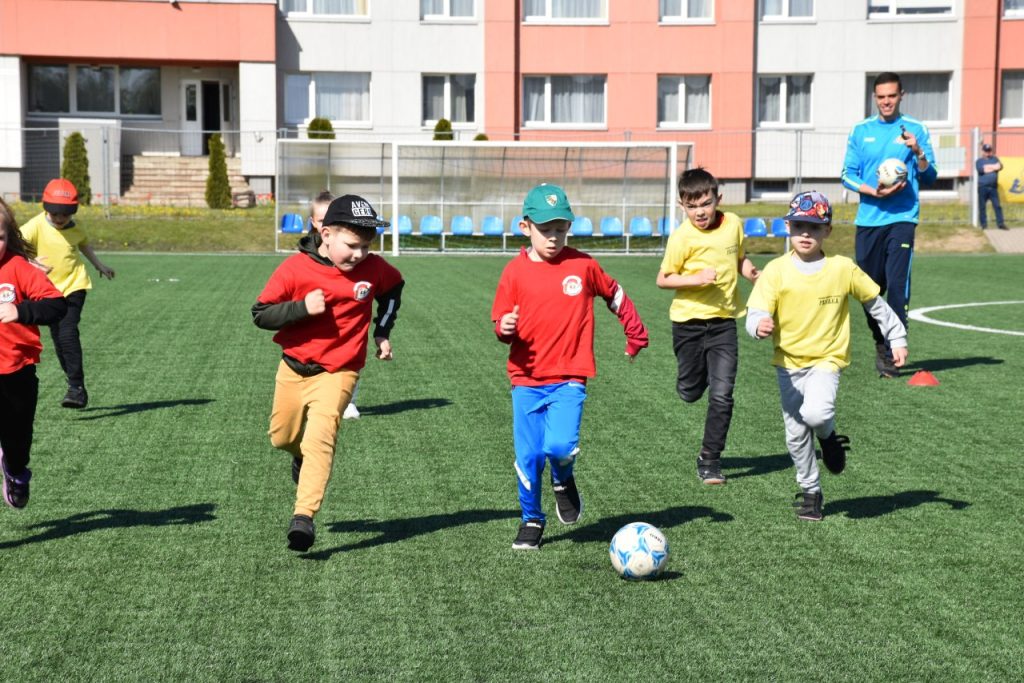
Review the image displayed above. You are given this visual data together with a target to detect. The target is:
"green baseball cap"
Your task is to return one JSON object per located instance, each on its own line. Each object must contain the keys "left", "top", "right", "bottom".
{"left": 522, "top": 184, "right": 575, "bottom": 224}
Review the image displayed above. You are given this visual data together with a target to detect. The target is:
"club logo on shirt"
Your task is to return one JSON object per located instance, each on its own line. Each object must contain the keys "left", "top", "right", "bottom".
{"left": 818, "top": 295, "right": 841, "bottom": 306}
{"left": 353, "top": 281, "right": 372, "bottom": 301}
{"left": 0, "top": 283, "right": 14, "bottom": 304}
{"left": 562, "top": 275, "right": 583, "bottom": 297}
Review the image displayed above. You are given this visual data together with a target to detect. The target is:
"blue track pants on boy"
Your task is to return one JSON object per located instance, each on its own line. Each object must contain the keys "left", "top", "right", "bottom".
{"left": 511, "top": 382, "right": 586, "bottom": 523}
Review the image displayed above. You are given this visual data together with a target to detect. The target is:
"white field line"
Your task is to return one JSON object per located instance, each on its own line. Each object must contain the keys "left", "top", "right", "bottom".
{"left": 909, "top": 301, "right": 1024, "bottom": 337}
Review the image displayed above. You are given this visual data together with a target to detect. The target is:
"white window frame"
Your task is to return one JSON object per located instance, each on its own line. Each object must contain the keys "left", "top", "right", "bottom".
{"left": 864, "top": 72, "right": 952, "bottom": 127}
{"left": 522, "top": 75, "right": 607, "bottom": 129}
{"left": 280, "top": 0, "right": 370, "bottom": 22}
{"left": 523, "top": 0, "right": 607, "bottom": 25}
{"left": 27, "top": 63, "right": 161, "bottom": 119}
{"left": 657, "top": 75, "right": 712, "bottom": 129}
{"left": 659, "top": 0, "right": 714, "bottom": 24}
{"left": 420, "top": 0, "right": 475, "bottom": 21}
{"left": 421, "top": 74, "right": 476, "bottom": 127}
{"left": 867, "top": 0, "right": 954, "bottom": 20}
{"left": 759, "top": 0, "right": 814, "bottom": 22}
{"left": 1000, "top": 71, "right": 1024, "bottom": 126}
{"left": 757, "top": 74, "right": 813, "bottom": 128}
{"left": 285, "top": 72, "right": 372, "bottom": 128}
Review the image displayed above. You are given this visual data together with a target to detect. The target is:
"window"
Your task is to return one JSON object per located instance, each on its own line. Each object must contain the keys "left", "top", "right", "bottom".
{"left": 282, "top": 0, "right": 368, "bottom": 17}
{"left": 285, "top": 72, "right": 371, "bottom": 125}
{"left": 523, "top": 75, "right": 606, "bottom": 126}
{"left": 657, "top": 75, "right": 710, "bottom": 126}
{"left": 422, "top": 74, "right": 476, "bottom": 124}
{"left": 1007, "top": 0, "right": 1024, "bottom": 17}
{"left": 760, "top": 0, "right": 812, "bottom": 19}
{"left": 864, "top": 73, "right": 950, "bottom": 123}
{"left": 660, "top": 0, "right": 712, "bottom": 21}
{"left": 421, "top": 0, "right": 473, "bottom": 19}
{"left": 523, "top": 0, "right": 605, "bottom": 22}
{"left": 758, "top": 75, "right": 811, "bottom": 125}
{"left": 222, "top": 83, "right": 231, "bottom": 123}
{"left": 1001, "top": 72, "right": 1024, "bottom": 122}
{"left": 868, "top": 1, "right": 952, "bottom": 17}
{"left": 28, "top": 64, "right": 160, "bottom": 116}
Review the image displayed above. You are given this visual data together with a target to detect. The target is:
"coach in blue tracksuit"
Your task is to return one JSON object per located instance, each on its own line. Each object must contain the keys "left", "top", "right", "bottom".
{"left": 842, "top": 72, "right": 937, "bottom": 378}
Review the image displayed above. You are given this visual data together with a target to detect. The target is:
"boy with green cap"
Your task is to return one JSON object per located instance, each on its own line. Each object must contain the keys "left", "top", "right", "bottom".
{"left": 491, "top": 183, "right": 649, "bottom": 550}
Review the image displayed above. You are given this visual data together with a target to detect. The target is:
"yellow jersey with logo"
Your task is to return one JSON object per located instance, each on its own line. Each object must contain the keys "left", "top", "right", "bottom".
{"left": 659, "top": 211, "right": 745, "bottom": 322}
{"left": 747, "top": 253, "right": 880, "bottom": 370}
{"left": 20, "top": 212, "right": 92, "bottom": 295}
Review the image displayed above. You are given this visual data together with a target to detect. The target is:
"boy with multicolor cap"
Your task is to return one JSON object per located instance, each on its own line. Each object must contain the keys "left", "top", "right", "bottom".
{"left": 21, "top": 178, "right": 116, "bottom": 409}
{"left": 492, "top": 183, "right": 649, "bottom": 549}
{"left": 253, "top": 194, "right": 404, "bottom": 551}
{"left": 745, "top": 191, "right": 908, "bottom": 521}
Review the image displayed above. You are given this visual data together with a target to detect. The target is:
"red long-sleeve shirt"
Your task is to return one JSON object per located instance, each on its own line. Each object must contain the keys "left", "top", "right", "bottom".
{"left": 0, "top": 252, "right": 66, "bottom": 375}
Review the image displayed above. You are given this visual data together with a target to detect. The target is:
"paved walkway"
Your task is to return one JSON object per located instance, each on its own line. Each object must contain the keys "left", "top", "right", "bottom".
{"left": 984, "top": 227, "right": 1024, "bottom": 253}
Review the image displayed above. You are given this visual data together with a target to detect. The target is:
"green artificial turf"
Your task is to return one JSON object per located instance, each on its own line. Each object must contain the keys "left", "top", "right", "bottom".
{"left": 1, "top": 253, "right": 1021, "bottom": 681}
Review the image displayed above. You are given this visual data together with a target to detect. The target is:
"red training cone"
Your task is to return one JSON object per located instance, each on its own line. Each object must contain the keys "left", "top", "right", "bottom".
{"left": 907, "top": 370, "right": 940, "bottom": 386}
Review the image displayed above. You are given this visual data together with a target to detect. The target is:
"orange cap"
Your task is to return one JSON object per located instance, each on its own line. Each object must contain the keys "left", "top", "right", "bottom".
{"left": 42, "top": 178, "right": 79, "bottom": 214}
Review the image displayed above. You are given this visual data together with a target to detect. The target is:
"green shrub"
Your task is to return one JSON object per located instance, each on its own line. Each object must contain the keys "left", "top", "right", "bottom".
{"left": 473, "top": 132, "right": 489, "bottom": 141}
{"left": 205, "top": 133, "right": 232, "bottom": 209}
{"left": 307, "top": 117, "right": 336, "bottom": 140}
{"left": 433, "top": 118, "right": 454, "bottom": 141}
{"left": 61, "top": 132, "right": 91, "bottom": 206}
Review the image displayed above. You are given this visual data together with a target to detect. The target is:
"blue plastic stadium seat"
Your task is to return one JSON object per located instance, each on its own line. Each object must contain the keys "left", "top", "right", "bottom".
{"left": 396, "top": 215, "right": 413, "bottom": 235}
{"left": 509, "top": 215, "right": 524, "bottom": 233}
{"left": 482, "top": 215, "right": 504, "bottom": 236}
{"left": 419, "top": 215, "right": 442, "bottom": 235}
{"left": 280, "top": 213, "right": 304, "bottom": 234}
{"left": 570, "top": 216, "right": 593, "bottom": 236}
{"left": 629, "top": 216, "right": 654, "bottom": 237}
{"left": 450, "top": 215, "right": 474, "bottom": 235}
{"left": 743, "top": 217, "right": 768, "bottom": 237}
{"left": 600, "top": 216, "right": 624, "bottom": 237}
{"left": 657, "top": 217, "right": 677, "bottom": 235}
{"left": 770, "top": 217, "right": 790, "bottom": 237}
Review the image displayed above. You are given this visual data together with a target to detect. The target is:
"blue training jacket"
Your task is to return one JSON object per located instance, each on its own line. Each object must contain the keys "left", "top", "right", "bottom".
{"left": 841, "top": 114, "right": 938, "bottom": 227}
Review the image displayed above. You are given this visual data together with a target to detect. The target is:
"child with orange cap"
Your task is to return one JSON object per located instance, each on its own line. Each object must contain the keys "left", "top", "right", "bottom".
{"left": 21, "top": 178, "right": 115, "bottom": 408}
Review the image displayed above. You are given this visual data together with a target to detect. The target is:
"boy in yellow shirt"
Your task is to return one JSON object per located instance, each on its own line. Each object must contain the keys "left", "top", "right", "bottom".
{"left": 656, "top": 168, "right": 759, "bottom": 485}
{"left": 746, "top": 191, "right": 908, "bottom": 521}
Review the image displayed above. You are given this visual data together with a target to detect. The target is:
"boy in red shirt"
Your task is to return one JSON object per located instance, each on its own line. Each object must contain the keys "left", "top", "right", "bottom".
{"left": 492, "top": 184, "right": 649, "bottom": 550}
{"left": 253, "top": 195, "right": 404, "bottom": 551}
{"left": 0, "top": 198, "right": 68, "bottom": 509}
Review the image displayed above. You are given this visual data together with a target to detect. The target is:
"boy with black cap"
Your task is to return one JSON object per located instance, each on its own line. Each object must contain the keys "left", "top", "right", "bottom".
{"left": 492, "top": 183, "right": 649, "bottom": 549}
{"left": 745, "top": 191, "right": 908, "bottom": 521}
{"left": 21, "top": 178, "right": 116, "bottom": 409}
{"left": 253, "top": 194, "right": 404, "bottom": 551}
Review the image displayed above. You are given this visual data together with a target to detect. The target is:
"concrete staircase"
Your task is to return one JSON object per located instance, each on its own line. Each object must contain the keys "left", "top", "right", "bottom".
{"left": 121, "top": 155, "right": 252, "bottom": 206}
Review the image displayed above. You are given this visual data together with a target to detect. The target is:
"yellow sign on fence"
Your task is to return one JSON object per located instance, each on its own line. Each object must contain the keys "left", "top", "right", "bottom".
{"left": 1000, "top": 157, "right": 1024, "bottom": 203}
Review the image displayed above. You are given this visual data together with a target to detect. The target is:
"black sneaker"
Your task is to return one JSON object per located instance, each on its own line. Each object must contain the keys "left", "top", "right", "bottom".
{"left": 697, "top": 457, "right": 726, "bottom": 485}
{"left": 552, "top": 477, "right": 583, "bottom": 524}
{"left": 997, "top": 224, "right": 1009, "bottom": 230}
{"left": 291, "top": 456, "right": 302, "bottom": 485}
{"left": 287, "top": 514, "right": 315, "bottom": 551}
{"left": 61, "top": 385, "right": 88, "bottom": 409}
{"left": 875, "top": 344, "right": 898, "bottom": 379}
{"left": 512, "top": 519, "right": 544, "bottom": 550}
{"left": 818, "top": 432, "right": 850, "bottom": 474}
{"left": 793, "top": 490, "right": 823, "bottom": 521}
{"left": 1, "top": 454, "right": 31, "bottom": 509}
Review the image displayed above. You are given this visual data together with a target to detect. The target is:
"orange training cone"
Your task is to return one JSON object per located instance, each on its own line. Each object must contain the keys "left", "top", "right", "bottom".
{"left": 907, "top": 370, "right": 940, "bottom": 386}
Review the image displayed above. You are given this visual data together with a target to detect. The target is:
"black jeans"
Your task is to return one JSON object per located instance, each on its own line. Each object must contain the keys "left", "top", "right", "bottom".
{"left": 0, "top": 364, "right": 39, "bottom": 473}
{"left": 50, "top": 289, "right": 87, "bottom": 387}
{"left": 671, "top": 317, "right": 738, "bottom": 459}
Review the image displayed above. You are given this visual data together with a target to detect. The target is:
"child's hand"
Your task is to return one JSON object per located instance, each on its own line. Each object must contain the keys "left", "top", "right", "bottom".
{"left": 0, "top": 302, "right": 18, "bottom": 323}
{"left": 375, "top": 337, "right": 393, "bottom": 360}
{"left": 499, "top": 305, "right": 519, "bottom": 336}
{"left": 891, "top": 346, "right": 908, "bottom": 367}
{"left": 304, "top": 288, "right": 326, "bottom": 315}
{"left": 747, "top": 265, "right": 761, "bottom": 282}
{"left": 97, "top": 264, "right": 115, "bottom": 280}
{"left": 756, "top": 317, "right": 775, "bottom": 339}
{"left": 695, "top": 267, "right": 717, "bottom": 285}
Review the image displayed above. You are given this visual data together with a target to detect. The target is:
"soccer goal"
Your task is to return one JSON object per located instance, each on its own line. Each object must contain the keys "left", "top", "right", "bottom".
{"left": 275, "top": 140, "right": 693, "bottom": 255}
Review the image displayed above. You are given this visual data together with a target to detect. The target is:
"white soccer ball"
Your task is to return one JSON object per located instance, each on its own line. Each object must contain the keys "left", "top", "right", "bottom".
{"left": 609, "top": 522, "right": 669, "bottom": 580}
{"left": 876, "top": 158, "right": 908, "bottom": 187}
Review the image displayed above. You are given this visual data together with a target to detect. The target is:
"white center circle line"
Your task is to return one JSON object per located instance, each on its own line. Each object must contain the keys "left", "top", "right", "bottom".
{"left": 908, "top": 301, "right": 1024, "bottom": 337}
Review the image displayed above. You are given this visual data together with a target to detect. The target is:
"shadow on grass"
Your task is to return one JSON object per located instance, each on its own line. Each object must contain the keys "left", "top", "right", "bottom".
{"left": 0, "top": 503, "right": 216, "bottom": 549}
{"left": 827, "top": 490, "right": 970, "bottom": 519}
{"left": 75, "top": 398, "right": 214, "bottom": 421}
{"left": 723, "top": 453, "right": 792, "bottom": 480}
{"left": 545, "top": 505, "right": 733, "bottom": 546}
{"left": 357, "top": 397, "right": 453, "bottom": 416}
{"left": 302, "top": 508, "right": 518, "bottom": 561}
{"left": 906, "top": 357, "right": 1003, "bottom": 372}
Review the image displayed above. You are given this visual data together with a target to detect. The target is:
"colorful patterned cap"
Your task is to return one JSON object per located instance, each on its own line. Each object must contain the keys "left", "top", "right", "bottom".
{"left": 780, "top": 190, "right": 832, "bottom": 225}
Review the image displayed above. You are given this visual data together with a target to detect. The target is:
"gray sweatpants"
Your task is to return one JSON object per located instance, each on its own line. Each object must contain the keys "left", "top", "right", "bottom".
{"left": 776, "top": 365, "right": 840, "bottom": 493}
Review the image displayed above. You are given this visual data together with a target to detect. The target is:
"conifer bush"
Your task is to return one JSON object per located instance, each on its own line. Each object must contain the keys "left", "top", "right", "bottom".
{"left": 433, "top": 118, "right": 454, "bottom": 141}
{"left": 205, "top": 133, "right": 232, "bottom": 209}
{"left": 62, "top": 132, "right": 92, "bottom": 205}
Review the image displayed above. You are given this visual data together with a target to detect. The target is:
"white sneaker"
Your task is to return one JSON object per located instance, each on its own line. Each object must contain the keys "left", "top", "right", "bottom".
{"left": 343, "top": 403, "right": 361, "bottom": 420}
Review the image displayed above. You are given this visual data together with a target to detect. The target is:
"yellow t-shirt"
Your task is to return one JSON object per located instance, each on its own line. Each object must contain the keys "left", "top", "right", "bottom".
{"left": 659, "top": 211, "right": 745, "bottom": 322}
{"left": 747, "top": 253, "right": 880, "bottom": 370}
{"left": 20, "top": 212, "right": 92, "bottom": 295}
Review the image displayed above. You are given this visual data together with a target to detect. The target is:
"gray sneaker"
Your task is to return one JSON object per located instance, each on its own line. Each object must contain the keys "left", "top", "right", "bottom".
{"left": 793, "top": 490, "right": 823, "bottom": 521}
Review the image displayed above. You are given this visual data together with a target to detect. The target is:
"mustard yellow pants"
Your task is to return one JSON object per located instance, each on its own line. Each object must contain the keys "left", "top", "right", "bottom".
{"left": 268, "top": 361, "right": 358, "bottom": 518}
